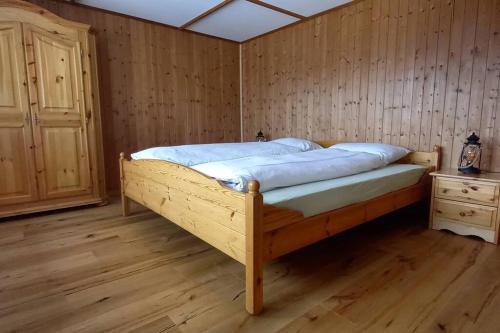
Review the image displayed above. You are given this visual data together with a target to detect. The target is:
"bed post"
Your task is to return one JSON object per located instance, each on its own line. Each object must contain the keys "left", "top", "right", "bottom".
{"left": 433, "top": 145, "right": 441, "bottom": 171}
{"left": 119, "top": 152, "right": 130, "bottom": 216}
{"left": 245, "top": 180, "right": 264, "bottom": 315}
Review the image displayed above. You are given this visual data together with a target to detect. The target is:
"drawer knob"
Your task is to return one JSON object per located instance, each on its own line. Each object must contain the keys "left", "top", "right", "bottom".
{"left": 462, "top": 189, "right": 469, "bottom": 194}
{"left": 442, "top": 189, "right": 448, "bottom": 193}
{"left": 459, "top": 210, "right": 475, "bottom": 217}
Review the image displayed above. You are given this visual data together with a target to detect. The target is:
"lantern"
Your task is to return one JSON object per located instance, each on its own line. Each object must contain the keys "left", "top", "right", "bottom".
{"left": 458, "top": 132, "right": 481, "bottom": 174}
{"left": 256, "top": 130, "right": 266, "bottom": 142}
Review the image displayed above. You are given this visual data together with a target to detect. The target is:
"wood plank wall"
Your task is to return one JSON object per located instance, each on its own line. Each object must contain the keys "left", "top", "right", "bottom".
{"left": 29, "top": 0, "right": 241, "bottom": 191}
{"left": 242, "top": 0, "right": 500, "bottom": 171}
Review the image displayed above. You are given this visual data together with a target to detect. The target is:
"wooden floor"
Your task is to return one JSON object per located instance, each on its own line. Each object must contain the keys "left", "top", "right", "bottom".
{"left": 1, "top": 200, "right": 499, "bottom": 333}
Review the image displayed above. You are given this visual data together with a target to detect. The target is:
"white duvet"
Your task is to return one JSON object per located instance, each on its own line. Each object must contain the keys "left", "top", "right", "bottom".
{"left": 131, "top": 139, "right": 322, "bottom": 166}
{"left": 193, "top": 148, "right": 386, "bottom": 192}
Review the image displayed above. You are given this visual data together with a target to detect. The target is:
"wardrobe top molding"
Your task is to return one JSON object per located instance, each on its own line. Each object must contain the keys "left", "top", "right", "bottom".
{"left": 46, "top": 0, "right": 354, "bottom": 43}
{"left": 0, "top": 0, "right": 91, "bottom": 38}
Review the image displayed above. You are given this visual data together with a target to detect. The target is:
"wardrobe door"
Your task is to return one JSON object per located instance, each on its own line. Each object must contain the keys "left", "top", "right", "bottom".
{"left": 0, "top": 22, "right": 38, "bottom": 205}
{"left": 24, "top": 24, "right": 92, "bottom": 200}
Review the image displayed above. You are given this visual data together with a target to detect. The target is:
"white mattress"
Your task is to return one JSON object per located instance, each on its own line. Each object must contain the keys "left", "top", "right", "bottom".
{"left": 263, "top": 164, "right": 427, "bottom": 217}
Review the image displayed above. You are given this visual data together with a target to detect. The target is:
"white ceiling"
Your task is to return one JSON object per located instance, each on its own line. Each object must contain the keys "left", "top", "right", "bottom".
{"left": 188, "top": 1, "right": 298, "bottom": 42}
{"left": 78, "top": 0, "right": 225, "bottom": 28}
{"left": 262, "top": 0, "right": 352, "bottom": 17}
{"left": 76, "top": 0, "right": 353, "bottom": 42}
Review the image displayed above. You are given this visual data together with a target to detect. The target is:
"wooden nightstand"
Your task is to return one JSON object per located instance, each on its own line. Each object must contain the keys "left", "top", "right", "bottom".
{"left": 430, "top": 169, "right": 500, "bottom": 244}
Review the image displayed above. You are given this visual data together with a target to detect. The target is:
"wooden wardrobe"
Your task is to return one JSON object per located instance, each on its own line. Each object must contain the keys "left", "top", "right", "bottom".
{"left": 0, "top": 0, "right": 106, "bottom": 218}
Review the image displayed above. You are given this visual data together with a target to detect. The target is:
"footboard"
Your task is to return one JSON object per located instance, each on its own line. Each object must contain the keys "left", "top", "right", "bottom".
{"left": 119, "top": 153, "right": 264, "bottom": 314}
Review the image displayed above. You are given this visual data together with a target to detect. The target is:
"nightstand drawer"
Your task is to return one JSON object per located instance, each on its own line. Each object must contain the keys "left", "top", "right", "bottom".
{"left": 433, "top": 199, "right": 497, "bottom": 229}
{"left": 436, "top": 178, "right": 499, "bottom": 206}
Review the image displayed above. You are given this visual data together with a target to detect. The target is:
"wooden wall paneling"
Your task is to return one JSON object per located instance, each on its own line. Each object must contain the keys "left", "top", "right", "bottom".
{"left": 267, "top": 32, "right": 276, "bottom": 137}
{"left": 366, "top": 0, "right": 381, "bottom": 142}
{"left": 201, "top": 39, "right": 211, "bottom": 143}
{"left": 345, "top": 4, "right": 356, "bottom": 141}
{"left": 382, "top": 0, "right": 399, "bottom": 144}
{"left": 429, "top": 0, "right": 453, "bottom": 153}
{"left": 209, "top": 39, "right": 220, "bottom": 142}
{"left": 374, "top": 0, "right": 390, "bottom": 143}
{"left": 349, "top": 2, "right": 362, "bottom": 142}
{"left": 291, "top": 26, "right": 301, "bottom": 138}
{"left": 302, "top": 21, "right": 313, "bottom": 139}
{"left": 316, "top": 15, "right": 331, "bottom": 141}
{"left": 251, "top": 40, "right": 260, "bottom": 137}
{"left": 258, "top": 39, "right": 268, "bottom": 137}
{"left": 467, "top": 0, "right": 493, "bottom": 142}
{"left": 312, "top": 17, "right": 323, "bottom": 140}
{"left": 399, "top": 0, "right": 419, "bottom": 148}
{"left": 256, "top": 37, "right": 263, "bottom": 139}
{"left": 242, "top": 42, "right": 249, "bottom": 140}
{"left": 220, "top": 39, "right": 238, "bottom": 141}
{"left": 481, "top": 0, "right": 500, "bottom": 169}
{"left": 164, "top": 28, "right": 175, "bottom": 146}
{"left": 242, "top": 42, "right": 251, "bottom": 140}
{"left": 300, "top": 22, "right": 309, "bottom": 139}
{"left": 266, "top": 29, "right": 276, "bottom": 138}
{"left": 221, "top": 40, "right": 234, "bottom": 141}
{"left": 418, "top": 0, "right": 441, "bottom": 151}
{"left": 255, "top": 38, "right": 264, "bottom": 137}
{"left": 130, "top": 20, "right": 145, "bottom": 148}
{"left": 155, "top": 24, "right": 168, "bottom": 145}
{"left": 450, "top": 0, "right": 480, "bottom": 168}
{"left": 335, "top": 7, "right": 344, "bottom": 141}
{"left": 389, "top": 0, "right": 408, "bottom": 145}
{"left": 357, "top": 0, "right": 372, "bottom": 143}
{"left": 284, "top": 28, "right": 295, "bottom": 138}
{"left": 329, "top": 9, "right": 341, "bottom": 140}
{"left": 441, "top": 0, "right": 466, "bottom": 169}
{"left": 146, "top": 24, "right": 158, "bottom": 147}
{"left": 408, "top": 0, "right": 429, "bottom": 150}
{"left": 264, "top": 37, "right": 271, "bottom": 136}
{"left": 341, "top": 5, "right": 352, "bottom": 142}
{"left": 337, "top": 6, "right": 350, "bottom": 141}
{"left": 280, "top": 30, "right": 290, "bottom": 138}
{"left": 260, "top": 38, "right": 267, "bottom": 137}
{"left": 172, "top": 31, "right": 185, "bottom": 144}
{"left": 242, "top": 0, "right": 500, "bottom": 171}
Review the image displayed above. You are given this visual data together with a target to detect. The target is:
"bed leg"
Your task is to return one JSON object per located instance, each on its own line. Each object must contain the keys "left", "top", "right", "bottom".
{"left": 119, "top": 152, "right": 130, "bottom": 216}
{"left": 245, "top": 181, "right": 264, "bottom": 315}
{"left": 121, "top": 195, "right": 130, "bottom": 216}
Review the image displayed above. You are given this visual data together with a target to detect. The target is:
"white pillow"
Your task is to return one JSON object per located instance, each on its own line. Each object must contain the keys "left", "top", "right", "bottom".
{"left": 332, "top": 143, "right": 410, "bottom": 165}
{"left": 271, "top": 138, "right": 323, "bottom": 151}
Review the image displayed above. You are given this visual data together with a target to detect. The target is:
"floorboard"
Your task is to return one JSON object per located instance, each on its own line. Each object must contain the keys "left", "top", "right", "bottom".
{"left": 0, "top": 200, "right": 499, "bottom": 333}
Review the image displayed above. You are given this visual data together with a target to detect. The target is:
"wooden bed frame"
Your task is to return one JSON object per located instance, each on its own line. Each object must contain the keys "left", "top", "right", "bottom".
{"left": 119, "top": 142, "right": 441, "bottom": 314}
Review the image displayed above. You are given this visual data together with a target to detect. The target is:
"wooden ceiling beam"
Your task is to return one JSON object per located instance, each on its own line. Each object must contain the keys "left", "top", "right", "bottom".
{"left": 180, "top": 0, "right": 234, "bottom": 29}
{"left": 245, "top": 0, "right": 306, "bottom": 19}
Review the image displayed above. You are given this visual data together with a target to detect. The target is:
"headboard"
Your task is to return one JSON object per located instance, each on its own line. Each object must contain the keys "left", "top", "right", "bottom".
{"left": 314, "top": 141, "right": 441, "bottom": 171}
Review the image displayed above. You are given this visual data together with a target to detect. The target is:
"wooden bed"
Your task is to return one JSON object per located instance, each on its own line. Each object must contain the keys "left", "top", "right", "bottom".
{"left": 119, "top": 142, "right": 441, "bottom": 314}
